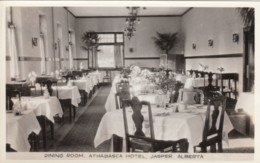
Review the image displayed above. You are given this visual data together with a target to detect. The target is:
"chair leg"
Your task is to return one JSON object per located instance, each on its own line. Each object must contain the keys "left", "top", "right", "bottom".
{"left": 218, "top": 141, "right": 223, "bottom": 152}
{"left": 50, "top": 122, "right": 54, "bottom": 140}
{"left": 73, "top": 106, "right": 76, "bottom": 119}
{"left": 210, "top": 144, "right": 216, "bottom": 153}
{"left": 201, "top": 146, "right": 207, "bottom": 153}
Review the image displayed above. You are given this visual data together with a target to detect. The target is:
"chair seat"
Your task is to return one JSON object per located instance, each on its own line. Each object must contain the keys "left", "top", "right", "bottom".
{"left": 197, "top": 135, "right": 221, "bottom": 147}
{"left": 130, "top": 138, "right": 188, "bottom": 152}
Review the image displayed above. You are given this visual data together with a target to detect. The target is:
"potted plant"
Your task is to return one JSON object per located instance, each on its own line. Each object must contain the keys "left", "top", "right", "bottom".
{"left": 81, "top": 31, "right": 100, "bottom": 69}
{"left": 238, "top": 8, "right": 254, "bottom": 34}
{"left": 152, "top": 32, "right": 178, "bottom": 69}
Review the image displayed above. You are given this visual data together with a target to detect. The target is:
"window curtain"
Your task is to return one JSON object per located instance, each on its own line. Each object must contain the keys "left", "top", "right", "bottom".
{"left": 8, "top": 24, "right": 20, "bottom": 79}
{"left": 39, "top": 34, "right": 46, "bottom": 74}
{"left": 114, "top": 45, "right": 123, "bottom": 68}
{"left": 57, "top": 39, "right": 61, "bottom": 69}
{"left": 68, "top": 44, "right": 73, "bottom": 70}
{"left": 68, "top": 31, "right": 74, "bottom": 70}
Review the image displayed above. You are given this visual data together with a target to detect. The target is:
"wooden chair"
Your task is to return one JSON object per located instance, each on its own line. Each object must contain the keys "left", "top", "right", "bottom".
{"left": 194, "top": 95, "right": 227, "bottom": 153}
{"left": 203, "top": 72, "right": 220, "bottom": 104}
{"left": 103, "top": 70, "right": 112, "bottom": 84}
{"left": 169, "top": 82, "right": 184, "bottom": 103}
{"left": 115, "top": 82, "right": 132, "bottom": 109}
{"left": 72, "top": 70, "right": 83, "bottom": 79}
{"left": 6, "top": 88, "right": 21, "bottom": 111}
{"left": 122, "top": 96, "right": 189, "bottom": 152}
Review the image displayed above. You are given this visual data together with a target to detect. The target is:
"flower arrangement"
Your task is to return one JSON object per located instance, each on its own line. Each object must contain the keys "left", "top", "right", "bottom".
{"left": 217, "top": 67, "right": 225, "bottom": 72}
{"left": 80, "top": 62, "right": 85, "bottom": 70}
{"left": 28, "top": 71, "right": 37, "bottom": 85}
{"left": 140, "top": 69, "right": 153, "bottom": 80}
{"left": 153, "top": 70, "right": 176, "bottom": 94}
{"left": 199, "top": 64, "right": 209, "bottom": 71}
{"left": 130, "top": 65, "right": 142, "bottom": 77}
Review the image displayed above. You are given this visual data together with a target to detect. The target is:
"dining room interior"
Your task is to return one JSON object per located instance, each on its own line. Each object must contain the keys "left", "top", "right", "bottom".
{"left": 4, "top": 4, "right": 255, "bottom": 156}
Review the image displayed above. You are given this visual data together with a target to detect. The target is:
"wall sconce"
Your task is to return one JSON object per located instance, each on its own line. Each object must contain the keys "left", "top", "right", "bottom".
{"left": 129, "top": 48, "right": 134, "bottom": 53}
{"left": 65, "top": 46, "right": 69, "bottom": 51}
{"left": 32, "top": 37, "right": 38, "bottom": 47}
{"left": 192, "top": 43, "right": 196, "bottom": 50}
{"left": 208, "top": 39, "right": 213, "bottom": 47}
{"left": 233, "top": 33, "right": 239, "bottom": 43}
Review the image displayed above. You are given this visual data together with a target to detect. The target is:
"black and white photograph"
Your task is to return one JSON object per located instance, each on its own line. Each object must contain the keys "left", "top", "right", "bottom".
{"left": 1, "top": 0, "right": 259, "bottom": 161}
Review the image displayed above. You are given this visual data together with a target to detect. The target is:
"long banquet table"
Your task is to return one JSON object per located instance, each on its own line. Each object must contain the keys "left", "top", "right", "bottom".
{"left": 94, "top": 104, "right": 234, "bottom": 153}
{"left": 104, "top": 75, "right": 121, "bottom": 111}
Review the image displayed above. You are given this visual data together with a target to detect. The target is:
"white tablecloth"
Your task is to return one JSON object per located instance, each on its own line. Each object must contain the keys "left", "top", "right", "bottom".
{"left": 89, "top": 72, "right": 104, "bottom": 83}
{"left": 175, "top": 74, "right": 187, "bottom": 83}
{"left": 94, "top": 105, "right": 233, "bottom": 153}
{"left": 6, "top": 110, "right": 41, "bottom": 151}
{"left": 137, "top": 93, "right": 170, "bottom": 105}
{"left": 88, "top": 73, "right": 100, "bottom": 86}
{"left": 235, "top": 92, "right": 254, "bottom": 123}
{"left": 71, "top": 79, "right": 93, "bottom": 93}
{"left": 52, "top": 86, "right": 81, "bottom": 107}
{"left": 105, "top": 75, "right": 121, "bottom": 111}
{"left": 12, "top": 96, "right": 63, "bottom": 123}
{"left": 184, "top": 77, "right": 217, "bottom": 88}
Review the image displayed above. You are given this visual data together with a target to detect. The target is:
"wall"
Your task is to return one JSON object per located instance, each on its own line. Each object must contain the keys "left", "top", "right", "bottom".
{"left": 53, "top": 7, "right": 69, "bottom": 70}
{"left": 181, "top": 8, "right": 244, "bottom": 93}
{"left": 67, "top": 12, "right": 77, "bottom": 68}
{"left": 6, "top": 7, "right": 76, "bottom": 81}
{"left": 75, "top": 17, "right": 182, "bottom": 68}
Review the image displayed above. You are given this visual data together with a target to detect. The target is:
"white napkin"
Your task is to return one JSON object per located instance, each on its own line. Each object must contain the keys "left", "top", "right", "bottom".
{"left": 43, "top": 89, "right": 50, "bottom": 98}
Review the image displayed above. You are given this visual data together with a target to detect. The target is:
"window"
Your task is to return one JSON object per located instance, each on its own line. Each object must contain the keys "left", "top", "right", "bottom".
{"left": 95, "top": 32, "right": 124, "bottom": 68}
{"left": 39, "top": 15, "right": 47, "bottom": 74}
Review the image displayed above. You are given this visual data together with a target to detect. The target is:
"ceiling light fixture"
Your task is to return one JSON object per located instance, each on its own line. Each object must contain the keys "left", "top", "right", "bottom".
{"left": 124, "top": 7, "right": 146, "bottom": 40}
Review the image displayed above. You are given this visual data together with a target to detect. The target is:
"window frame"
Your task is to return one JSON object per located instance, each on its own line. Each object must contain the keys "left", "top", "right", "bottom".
{"left": 94, "top": 32, "right": 125, "bottom": 68}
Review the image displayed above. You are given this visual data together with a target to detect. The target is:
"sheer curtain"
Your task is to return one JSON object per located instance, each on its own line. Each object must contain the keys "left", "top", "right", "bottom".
{"left": 68, "top": 44, "right": 73, "bottom": 70}
{"left": 68, "top": 31, "right": 74, "bottom": 70}
{"left": 8, "top": 24, "right": 20, "bottom": 79}
{"left": 114, "top": 45, "right": 123, "bottom": 68}
{"left": 39, "top": 33, "right": 46, "bottom": 74}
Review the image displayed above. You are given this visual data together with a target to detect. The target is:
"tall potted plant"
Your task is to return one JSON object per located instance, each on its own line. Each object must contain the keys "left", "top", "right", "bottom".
{"left": 152, "top": 32, "right": 178, "bottom": 69}
{"left": 81, "top": 31, "right": 100, "bottom": 69}
{"left": 238, "top": 8, "right": 254, "bottom": 34}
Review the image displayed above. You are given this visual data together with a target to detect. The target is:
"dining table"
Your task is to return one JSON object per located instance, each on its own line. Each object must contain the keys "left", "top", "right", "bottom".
{"left": 94, "top": 103, "right": 234, "bottom": 153}
{"left": 6, "top": 109, "right": 41, "bottom": 152}
{"left": 235, "top": 92, "right": 254, "bottom": 135}
{"left": 105, "top": 75, "right": 122, "bottom": 111}
{"left": 235, "top": 92, "right": 254, "bottom": 119}
{"left": 184, "top": 77, "right": 211, "bottom": 89}
{"left": 89, "top": 71, "right": 104, "bottom": 84}
{"left": 12, "top": 96, "right": 63, "bottom": 123}
{"left": 70, "top": 78, "right": 94, "bottom": 94}
{"left": 10, "top": 96, "right": 63, "bottom": 150}
{"left": 51, "top": 85, "right": 81, "bottom": 107}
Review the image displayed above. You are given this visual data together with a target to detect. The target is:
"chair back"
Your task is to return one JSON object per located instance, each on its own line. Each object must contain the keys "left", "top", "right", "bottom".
{"left": 122, "top": 97, "right": 155, "bottom": 151}
{"left": 178, "top": 88, "right": 203, "bottom": 105}
{"left": 72, "top": 70, "right": 83, "bottom": 79}
{"left": 202, "top": 95, "right": 226, "bottom": 142}
{"left": 6, "top": 89, "right": 21, "bottom": 111}
{"left": 115, "top": 82, "right": 132, "bottom": 109}
{"left": 170, "top": 82, "right": 184, "bottom": 103}
{"left": 19, "top": 84, "right": 31, "bottom": 96}
{"left": 62, "top": 73, "right": 74, "bottom": 83}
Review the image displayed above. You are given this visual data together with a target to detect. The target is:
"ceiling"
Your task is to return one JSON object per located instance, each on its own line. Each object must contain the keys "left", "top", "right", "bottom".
{"left": 67, "top": 7, "right": 191, "bottom": 17}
